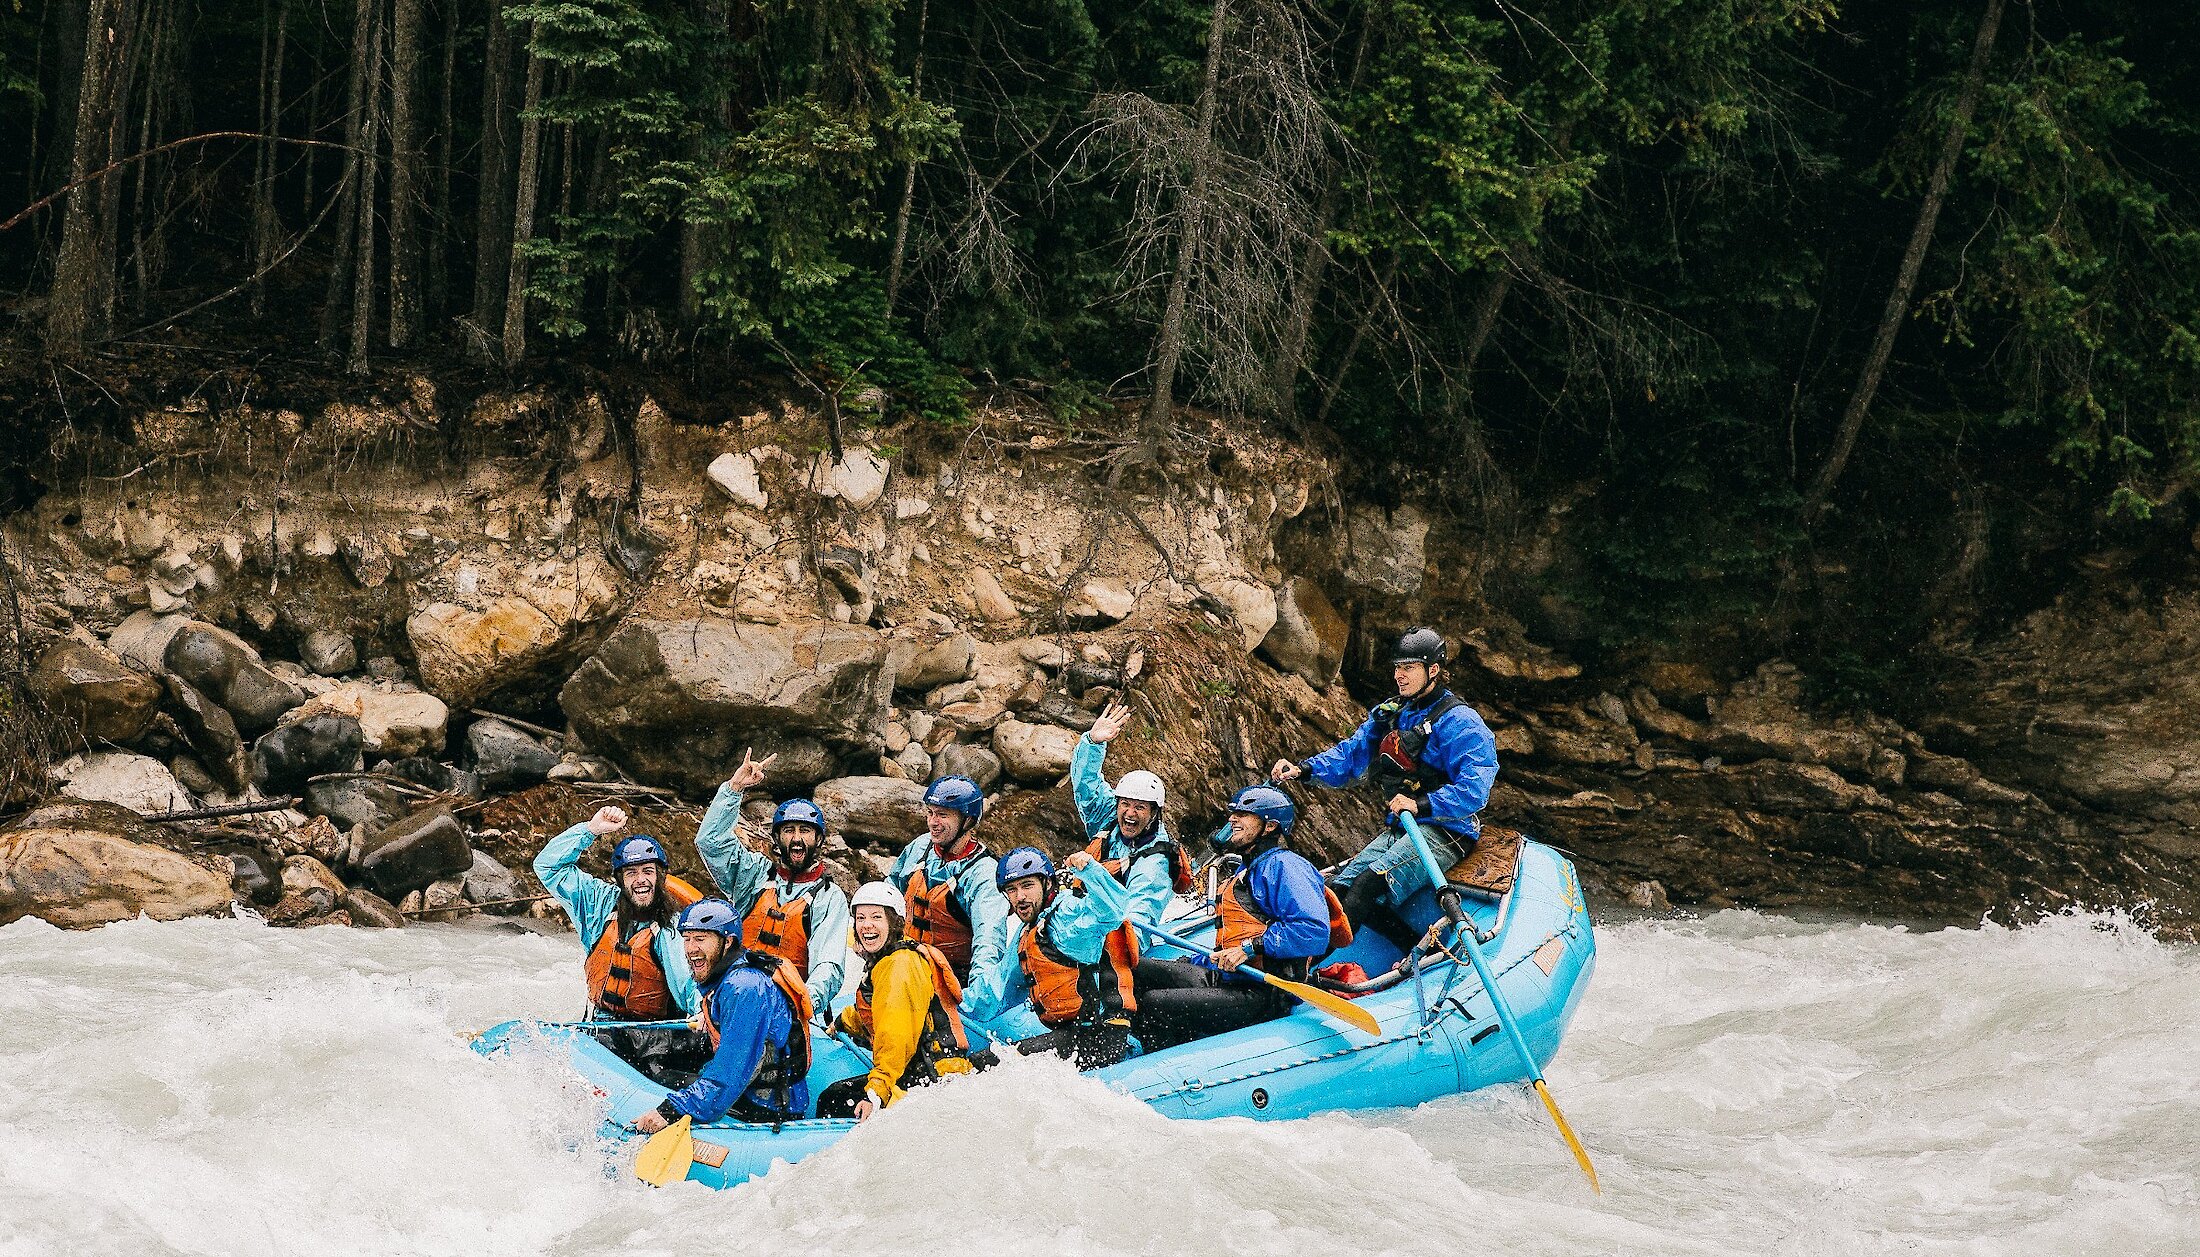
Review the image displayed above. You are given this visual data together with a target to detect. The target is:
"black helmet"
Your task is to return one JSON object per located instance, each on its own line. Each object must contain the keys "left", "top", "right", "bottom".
{"left": 1392, "top": 627, "right": 1448, "bottom": 667}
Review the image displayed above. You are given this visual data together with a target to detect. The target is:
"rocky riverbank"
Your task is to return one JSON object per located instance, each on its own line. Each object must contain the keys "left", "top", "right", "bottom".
{"left": 4, "top": 377, "right": 2195, "bottom": 937}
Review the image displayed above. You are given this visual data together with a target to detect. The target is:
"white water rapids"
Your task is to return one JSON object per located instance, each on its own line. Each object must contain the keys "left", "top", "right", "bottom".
{"left": 3, "top": 908, "right": 2194, "bottom": 1256}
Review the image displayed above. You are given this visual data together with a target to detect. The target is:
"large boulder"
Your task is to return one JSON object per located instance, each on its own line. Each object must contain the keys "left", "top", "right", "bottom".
{"left": 55, "top": 751, "right": 193, "bottom": 813}
{"left": 348, "top": 807, "right": 473, "bottom": 899}
{"left": 993, "top": 718, "right": 1078, "bottom": 783}
{"left": 894, "top": 632, "right": 976, "bottom": 693}
{"left": 290, "top": 682, "right": 449, "bottom": 757}
{"left": 0, "top": 800, "right": 235, "bottom": 928}
{"left": 814, "top": 776, "right": 927, "bottom": 845}
{"left": 933, "top": 743, "right": 1003, "bottom": 791}
{"left": 560, "top": 620, "right": 891, "bottom": 794}
{"left": 407, "top": 598, "right": 561, "bottom": 704}
{"left": 466, "top": 718, "right": 561, "bottom": 791}
{"left": 30, "top": 639, "right": 163, "bottom": 744}
{"left": 106, "top": 611, "right": 189, "bottom": 674}
{"left": 1339, "top": 504, "right": 1430, "bottom": 598}
{"left": 1258, "top": 577, "right": 1349, "bottom": 687}
{"left": 251, "top": 712, "right": 364, "bottom": 795}
{"left": 300, "top": 776, "right": 411, "bottom": 834}
{"left": 163, "top": 621, "right": 305, "bottom": 735}
{"left": 164, "top": 675, "right": 249, "bottom": 792}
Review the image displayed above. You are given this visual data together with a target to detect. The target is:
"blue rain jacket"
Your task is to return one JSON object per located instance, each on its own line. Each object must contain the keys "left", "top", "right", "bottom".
{"left": 886, "top": 834, "right": 1012, "bottom": 998}
{"left": 662, "top": 960, "right": 810, "bottom": 1123}
{"left": 964, "top": 860, "right": 1131, "bottom": 1021}
{"left": 692, "top": 784, "right": 853, "bottom": 1012}
{"left": 1069, "top": 736, "right": 1178, "bottom": 932}
{"left": 1302, "top": 689, "right": 1499, "bottom": 841}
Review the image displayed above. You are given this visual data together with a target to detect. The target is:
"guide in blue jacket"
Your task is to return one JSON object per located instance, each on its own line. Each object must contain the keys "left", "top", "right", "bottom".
{"left": 1273, "top": 626, "right": 1497, "bottom": 950}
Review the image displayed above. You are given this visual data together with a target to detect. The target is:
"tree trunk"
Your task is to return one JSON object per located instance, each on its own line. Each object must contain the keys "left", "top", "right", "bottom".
{"left": 1313, "top": 252, "right": 1399, "bottom": 427}
{"left": 1802, "top": 0, "right": 2006, "bottom": 521}
{"left": 501, "top": 38, "right": 545, "bottom": 368}
{"left": 883, "top": 0, "right": 929, "bottom": 314}
{"left": 1268, "top": 15, "right": 1371, "bottom": 421}
{"left": 48, "top": 0, "right": 131, "bottom": 355}
{"left": 321, "top": 0, "right": 377, "bottom": 352}
{"left": 1139, "top": 0, "right": 1231, "bottom": 453}
{"left": 250, "top": 0, "right": 289, "bottom": 317}
{"left": 386, "top": 0, "right": 423, "bottom": 347}
{"left": 426, "top": 0, "right": 458, "bottom": 317}
{"left": 472, "top": 0, "right": 516, "bottom": 341}
{"left": 349, "top": 0, "right": 387, "bottom": 373}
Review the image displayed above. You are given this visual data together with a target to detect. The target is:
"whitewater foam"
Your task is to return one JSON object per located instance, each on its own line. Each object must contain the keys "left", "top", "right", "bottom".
{"left": 2, "top": 909, "right": 2193, "bottom": 1256}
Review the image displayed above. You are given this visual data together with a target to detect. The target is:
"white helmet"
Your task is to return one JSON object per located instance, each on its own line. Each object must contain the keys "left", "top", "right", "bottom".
{"left": 850, "top": 882, "right": 907, "bottom": 916}
{"left": 1113, "top": 770, "right": 1166, "bottom": 807}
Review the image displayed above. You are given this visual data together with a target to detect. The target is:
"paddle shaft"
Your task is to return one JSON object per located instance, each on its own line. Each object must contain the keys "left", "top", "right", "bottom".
{"left": 537, "top": 1018, "right": 693, "bottom": 1032}
{"left": 1399, "top": 816, "right": 1545, "bottom": 1083}
{"left": 1129, "top": 918, "right": 1378, "bottom": 1036}
{"left": 1133, "top": 919, "right": 1297, "bottom": 995}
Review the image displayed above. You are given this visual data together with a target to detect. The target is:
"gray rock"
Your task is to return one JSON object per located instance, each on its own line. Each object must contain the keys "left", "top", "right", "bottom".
{"left": 993, "top": 718, "right": 1078, "bottom": 783}
{"left": 30, "top": 639, "right": 163, "bottom": 745}
{"left": 164, "top": 620, "right": 305, "bottom": 735}
{"left": 164, "top": 674, "right": 249, "bottom": 792}
{"left": 282, "top": 854, "right": 348, "bottom": 898}
{"left": 106, "top": 611, "right": 190, "bottom": 674}
{"left": 342, "top": 886, "right": 406, "bottom": 928}
{"left": 1339, "top": 504, "right": 1430, "bottom": 597}
{"left": 55, "top": 751, "right": 194, "bottom": 813}
{"left": 170, "top": 754, "right": 221, "bottom": 797}
{"left": 559, "top": 620, "right": 890, "bottom": 795}
{"left": 350, "top": 807, "right": 473, "bottom": 899}
{"left": 214, "top": 844, "right": 284, "bottom": 906}
{"left": 932, "top": 743, "right": 1002, "bottom": 791}
{"left": 467, "top": 718, "right": 561, "bottom": 791}
{"left": 1257, "top": 576, "right": 1348, "bottom": 687}
{"left": 814, "top": 776, "right": 928, "bottom": 844}
{"left": 893, "top": 742, "right": 933, "bottom": 780}
{"left": 896, "top": 632, "right": 976, "bottom": 693}
{"left": 302, "top": 776, "right": 413, "bottom": 834}
{"left": 252, "top": 712, "right": 365, "bottom": 795}
{"left": 1025, "top": 693, "right": 1097, "bottom": 733}
{"left": 460, "top": 849, "right": 522, "bottom": 907}
{"left": 300, "top": 630, "right": 359, "bottom": 677}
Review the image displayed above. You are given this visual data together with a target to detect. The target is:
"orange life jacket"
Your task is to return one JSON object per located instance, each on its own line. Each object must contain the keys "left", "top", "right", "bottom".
{"left": 584, "top": 918, "right": 676, "bottom": 1019}
{"left": 1215, "top": 852, "right": 1352, "bottom": 977}
{"left": 695, "top": 953, "right": 813, "bottom": 1122}
{"left": 904, "top": 857, "right": 978, "bottom": 979}
{"left": 1018, "top": 897, "right": 1141, "bottom": 1028}
{"left": 851, "top": 939, "right": 970, "bottom": 1085}
{"left": 1086, "top": 834, "right": 1194, "bottom": 895}
{"left": 741, "top": 884, "right": 813, "bottom": 978}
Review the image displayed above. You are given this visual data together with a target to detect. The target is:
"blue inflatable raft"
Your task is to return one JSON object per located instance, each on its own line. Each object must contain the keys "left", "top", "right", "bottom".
{"left": 472, "top": 835, "right": 1596, "bottom": 1188}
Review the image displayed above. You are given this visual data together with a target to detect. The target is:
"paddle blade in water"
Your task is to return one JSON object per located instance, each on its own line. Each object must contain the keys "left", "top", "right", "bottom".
{"left": 1534, "top": 1079, "right": 1600, "bottom": 1194}
{"left": 1266, "top": 973, "right": 1381, "bottom": 1036}
{"left": 634, "top": 1115, "right": 693, "bottom": 1188}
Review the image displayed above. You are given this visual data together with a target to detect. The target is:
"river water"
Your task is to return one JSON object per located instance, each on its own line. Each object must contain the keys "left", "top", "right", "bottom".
{"left": 3, "top": 907, "right": 2194, "bottom": 1256}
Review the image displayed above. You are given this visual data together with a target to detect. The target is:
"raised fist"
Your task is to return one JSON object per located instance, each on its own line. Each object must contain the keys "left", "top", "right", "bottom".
{"left": 587, "top": 805, "right": 628, "bottom": 835}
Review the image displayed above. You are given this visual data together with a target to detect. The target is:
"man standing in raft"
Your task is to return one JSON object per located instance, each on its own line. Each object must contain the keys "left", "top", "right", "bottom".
{"left": 1272, "top": 626, "right": 1497, "bottom": 951}
{"left": 1071, "top": 702, "right": 1190, "bottom": 936}
{"left": 966, "top": 845, "right": 1140, "bottom": 1069}
{"left": 1132, "top": 784, "right": 1347, "bottom": 1049}
{"left": 885, "top": 775, "right": 1012, "bottom": 1003}
{"left": 534, "top": 804, "right": 700, "bottom": 1029}
{"left": 817, "top": 882, "right": 980, "bottom": 1119}
{"left": 692, "top": 747, "right": 852, "bottom": 1015}
{"left": 630, "top": 898, "right": 811, "bottom": 1131}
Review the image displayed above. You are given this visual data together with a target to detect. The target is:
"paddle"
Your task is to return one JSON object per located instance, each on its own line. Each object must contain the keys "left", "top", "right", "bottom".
{"left": 1132, "top": 919, "right": 1381, "bottom": 1036}
{"left": 535, "top": 1018, "right": 693, "bottom": 1033}
{"left": 633, "top": 1114, "right": 694, "bottom": 1187}
{"left": 1399, "top": 815, "right": 1600, "bottom": 1193}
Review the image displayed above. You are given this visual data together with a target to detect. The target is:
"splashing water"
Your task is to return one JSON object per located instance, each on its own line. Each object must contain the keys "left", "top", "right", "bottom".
{"left": 2, "top": 908, "right": 2194, "bottom": 1256}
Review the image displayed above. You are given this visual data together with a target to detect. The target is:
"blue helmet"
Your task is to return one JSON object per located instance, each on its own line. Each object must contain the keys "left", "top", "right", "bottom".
{"left": 994, "top": 845, "right": 1056, "bottom": 890}
{"left": 1227, "top": 784, "right": 1296, "bottom": 835}
{"left": 772, "top": 798, "right": 826, "bottom": 834}
{"left": 677, "top": 897, "right": 744, "bottom": 938}
{"left": 610, "top": 835, "right": 667, "bottom": 872}
{"left": 923, "top": 775, "right": 985, "bottom": 824}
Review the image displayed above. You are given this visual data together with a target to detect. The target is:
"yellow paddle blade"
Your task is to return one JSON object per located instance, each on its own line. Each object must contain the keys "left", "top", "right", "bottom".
{"left": 1533, "top": 1079, "right": 1600, "bottom": 1194}
{"left": 633, "top": 1115, "right": 693, "bottom": 1188}
{"left": 1266, "top": 974, "right": 1381, "bottom": 1036}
